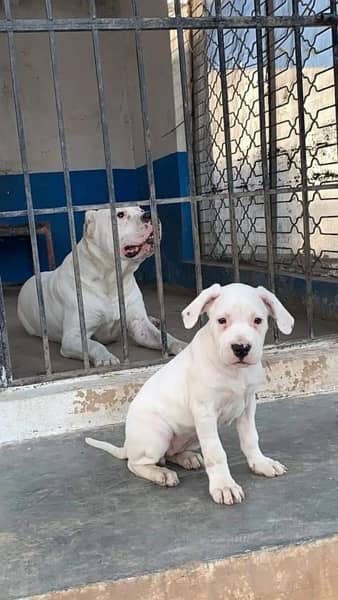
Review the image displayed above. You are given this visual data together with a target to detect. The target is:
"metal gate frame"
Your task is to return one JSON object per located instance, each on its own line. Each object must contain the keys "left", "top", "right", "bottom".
{"left": 193, "top": 0, "right": 338, "bottom": 336}
{"left": 0, "top": 0, "right": 338, "bottom": 387}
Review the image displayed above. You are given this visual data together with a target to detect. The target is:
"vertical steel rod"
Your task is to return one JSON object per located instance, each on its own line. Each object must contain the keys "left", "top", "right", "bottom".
{"left": 266, "top": 0, "right": 278, "bottom": 247}
{"left": 266, "top": 0, "right": 279, "bottom": 342}
{"left": 88, "top": 0, "right": 129, "bottom": 362}
{"left": 292, "top": 0, "right": 314, "bottom": 338}
{"left": 3, "top": 0, "right": 52, "bottom": 375}
{"left": 174, "top": 0, "right": 203, "bottom": 296}
{"left": 254, "top": 0, "right": 277, "bottom": 300}
{"left": 215, "top": 0, "right": 240, "bottom": 282}
{"left": 330, "top": 0, "right": 338, "bottom": 154}
{"left": 0, "top": 277, "right": 12, "bottom": 386}
{"left": 131, "top": 0, "right": 168, "bottom": 354}
{"left": 45, "top": 0, "right": 90, "bottom": 369}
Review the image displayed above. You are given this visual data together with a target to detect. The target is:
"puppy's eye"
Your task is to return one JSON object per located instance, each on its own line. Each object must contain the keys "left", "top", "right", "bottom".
{"left": 218, "top": 317, "right": 227, "bottom": 325}
{"left": 254, "top": 317, "right": 262, "bottom": 325}
{"left": 117, "top": 211, "right": 124, "bottom": 219}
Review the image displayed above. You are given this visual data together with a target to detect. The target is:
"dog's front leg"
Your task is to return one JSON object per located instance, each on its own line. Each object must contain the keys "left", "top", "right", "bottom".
{"left": 61, "top": 314, "right": 120, "bottom": 367}
{"left": 236, "top": 393, "right": 287, "bottom": 477}
{"left": 128, "top": 316, "right": 187, "bottom": 355}
{"left": 194, "top": 410, "right": 244, "bottom": 505}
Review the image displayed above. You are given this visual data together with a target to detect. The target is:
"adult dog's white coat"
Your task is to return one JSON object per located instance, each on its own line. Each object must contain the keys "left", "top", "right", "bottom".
{"left": 86, "top": 283, "right": 295, "bottom": 504}
{"left": 17, "top": 207, "right": 185, "bottom": 365}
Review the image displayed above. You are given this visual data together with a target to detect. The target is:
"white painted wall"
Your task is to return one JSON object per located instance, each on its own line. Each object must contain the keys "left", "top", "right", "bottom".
{"left": 121, "top": 0, "right": 179, "bottom": 167}
{"left": 0, "top": 0, "right": 180, "bottom": 176}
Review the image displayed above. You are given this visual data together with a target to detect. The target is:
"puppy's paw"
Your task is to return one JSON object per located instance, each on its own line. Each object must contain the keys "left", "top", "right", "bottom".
{"left": 156, "top": 468, "right": 180, "bottom": 487}
{"left": 93, "top": 353, "right": 120, "bottom": 367}
{"left": 210, "top": 480, "right": 245, "bottom": 505}
{"left": 182, "top": 452, "right": 204, "bottom": 470}
{"left": 168, "top": 339, "right": 188, "bottom": 356}
{"left": 169, "top": 451, "right": 204, "bottom": 470}
{"left": 249, "top": 456, "right": 287, "bottom": 478}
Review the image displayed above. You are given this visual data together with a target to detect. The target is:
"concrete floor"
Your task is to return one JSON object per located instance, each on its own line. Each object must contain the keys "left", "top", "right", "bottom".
{"left": 4, "top": 285, "right": 338, "bottom": 380}
{"left": 0, "top": 393, "right": 338, "bottom": 599}
{"left": 4, "top": 285, "right": 194, "bottom": 380}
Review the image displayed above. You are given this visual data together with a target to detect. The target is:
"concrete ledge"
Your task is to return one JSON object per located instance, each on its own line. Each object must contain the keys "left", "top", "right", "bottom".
{"left": 1, "top": 337, "right": 338, "bottom": 444}
{"left": 260, "top": 336, "right": 338, "bottom": 399}
{"left": 24, "top": 535, "right": 338, "bottom": 600}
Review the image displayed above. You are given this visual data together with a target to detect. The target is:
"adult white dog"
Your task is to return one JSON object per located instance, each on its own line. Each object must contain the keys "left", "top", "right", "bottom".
{"left": 86, "top": 282, "right": 294, "bottom": 505}
{"left": 17, "top": 207, "right": 186, "bottom": 366}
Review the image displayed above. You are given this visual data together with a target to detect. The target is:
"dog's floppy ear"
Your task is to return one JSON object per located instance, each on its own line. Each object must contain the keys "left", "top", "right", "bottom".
{"left": 84, "top": 210, "right": 97, "bottom": 239}
{"left": 182, "top": 283, "right": 222, "bottom": 329}
{"left": 257, "top": 286, "right": 294, "bottom": 334}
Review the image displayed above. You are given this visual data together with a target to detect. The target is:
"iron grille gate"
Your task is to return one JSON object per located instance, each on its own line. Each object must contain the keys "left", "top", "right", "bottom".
{"left": 194, "top": 0, "right": 338, "bottom": 333}
{"left": 0, "top": 0, "right": 337, "bottom": 387}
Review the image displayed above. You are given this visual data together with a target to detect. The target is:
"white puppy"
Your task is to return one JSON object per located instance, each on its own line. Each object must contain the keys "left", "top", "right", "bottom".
{"left": 17, "top": 207, "right": 185, "bottom": 366}
{"left": 86, "top": 283, "right": 294, "bottom": 505}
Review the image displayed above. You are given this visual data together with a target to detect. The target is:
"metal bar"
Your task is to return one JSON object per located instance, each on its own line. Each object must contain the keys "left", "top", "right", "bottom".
{"left": 254, "top": 0, "right": 277, "bottom": 304}
{"left": 88, "top": 0, "right": 129, "bottom": 362}
{"left": 292, "top": 0, "right": 314, "bottom": 338}
{"left": 214, "top": 0, "right": 240, "bottom": 282}
{"left": 173, "top": 0, "right": 203, "bottom": 296}
{"left": 45, "top": 0, "right": 90, "bottom": 370}
{"left": 0, "top": 222, "right": 56, "bottom": 274}
{"left": 8, "top": 356, "right": 170, "bottom": 388}
{"left": 131, "top": 0, "right": 168, "bottom": 355}
{"left": 7, "top": 330, "right": 338, "bottom": 388}
{"left": 266, "top": 0, "right": 279, "bottom": 343}
{"left": 0, "top": 277, "right": 12, "bottom": 386}
{"left": 0, "top": 15, "right": 338, "bottom": 33}
{"left": 3, "top": 0, "right": 52, "bottom": 376}
{"left": 39, "top": 224, "right": 56, "bottom": 271}
{"left": 266, "top": 0, "right": 278, "bottom": 236}
{"left": 0, "top": 178, "right": 337, "bottom": 218}
{"left": 330, "top": 0, "right": 338, "bottom": 153}
{"left": 2, "top": 178, "right": 338, "bottom": 218}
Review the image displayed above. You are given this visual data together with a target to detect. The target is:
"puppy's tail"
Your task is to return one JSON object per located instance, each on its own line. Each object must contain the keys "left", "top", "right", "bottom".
{"left": 85, "top": 437, "right": 127, "bottom": 460}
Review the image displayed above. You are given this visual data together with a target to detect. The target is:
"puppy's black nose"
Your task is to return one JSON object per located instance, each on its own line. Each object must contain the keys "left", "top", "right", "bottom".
{"left": 141, "top": 211, "right": 152, "bottom": 223}
{"left": 231, "top": 343, "right": 251, "bottom": 359}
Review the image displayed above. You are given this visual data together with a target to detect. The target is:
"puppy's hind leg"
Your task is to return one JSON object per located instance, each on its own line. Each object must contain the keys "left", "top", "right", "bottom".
{"left": 127, "top": 425, "right": 179, "bottom": 487}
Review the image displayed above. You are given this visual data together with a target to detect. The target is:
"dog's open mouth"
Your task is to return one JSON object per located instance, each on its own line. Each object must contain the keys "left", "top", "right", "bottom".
{"left": 124, "top": 232, "right": 155, "bottom": 259}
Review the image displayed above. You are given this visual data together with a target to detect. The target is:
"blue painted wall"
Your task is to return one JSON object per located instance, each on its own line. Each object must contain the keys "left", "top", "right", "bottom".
{"left": 135, "top": 152, "right": 193, "bottom": 284}
{"left": 0, "top": 152, "right": 193, "bottom": 285}
{"left": 0, "top": 168, "right": 140, "bottom": 283}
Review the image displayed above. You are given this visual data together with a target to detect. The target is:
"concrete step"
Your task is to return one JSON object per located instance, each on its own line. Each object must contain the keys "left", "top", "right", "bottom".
{"left": 2, "top": 337, "right": 338, "bottom": 446}
{"left": 1, "top": 393, "right": 338, "bottom": 600}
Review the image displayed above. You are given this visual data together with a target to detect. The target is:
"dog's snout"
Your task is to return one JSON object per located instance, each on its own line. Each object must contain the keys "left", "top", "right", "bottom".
{"left": 141, "top": 211, "right": 152, "bottom": 223}
{"left": 231, "top": 343, "right": 251, "bottom": 360}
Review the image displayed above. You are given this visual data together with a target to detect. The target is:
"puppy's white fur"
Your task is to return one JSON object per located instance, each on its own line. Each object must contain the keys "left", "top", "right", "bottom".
{"left": 17, "top": 207, "right": 185, "bottom": 366}
{"left": 86, "top": 282, "right": 294, "bottom": 504}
